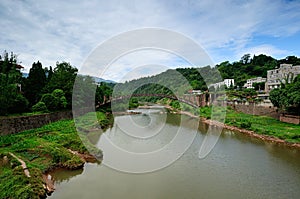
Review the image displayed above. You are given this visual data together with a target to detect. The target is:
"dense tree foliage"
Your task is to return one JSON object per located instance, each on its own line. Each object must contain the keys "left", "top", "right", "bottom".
{"left": 23, "top": 61, "right": 47, "bottom": 106}
{"left": 217, "top": 54, "right": 277, "bottom": 87}
{"left": 270, "top": 75, "right": 300, "bottom": 114}
{"left": 0, "top": 50, "right": 116, "bottom": 115}
{"left": 115, "top": 66, "right": 222, "bottom": 97}
{"left": 114, "top": 54, "right": 300, "bottom": 107}
{"left": 39, "top": 89, "right": 67, "bottom": 111}
{"left": 95, "top": 82, "right": 114, "bottom": 104}
{"left": 44, "top": 62, "right": 78, "bottom": 108}
{"left": 0, "top": 51, "right": 28, "bottom": 115}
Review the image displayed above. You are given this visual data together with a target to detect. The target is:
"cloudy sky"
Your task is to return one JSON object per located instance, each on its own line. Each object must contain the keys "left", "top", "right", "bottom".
{"left": 1, "top": 0, "right": 300, "bottom": 81}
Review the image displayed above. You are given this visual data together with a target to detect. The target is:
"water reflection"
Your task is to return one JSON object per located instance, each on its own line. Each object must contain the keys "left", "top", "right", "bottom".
{"left": 50, "top": 167, "right": 84, "bottom": 184}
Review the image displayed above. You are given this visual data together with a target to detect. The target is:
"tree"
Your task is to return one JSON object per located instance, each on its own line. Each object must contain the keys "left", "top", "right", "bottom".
{"left": 24, "top": 61, "right": 46, "bottom": 106}
{"left": 270, "top": 75, "right": 300, "bottom": 114}
{"left": 44, "top": 62, "right": 78, "bottom": 108}
{"left": 278, "top": 56, "right": 300, "bottom": 65}
{"left": 253, "top": 82, "right": 265, "bottom": 91}
{"left": 40, "top": 89, "right": 67, "bottom": 111}
{"left": 0, "top": 51, "right": 28, "bottom": 115}
{"left": 44, "top": 66, "right": 53, "bottom": 82}
{"left": 240, "top": 54, "right": 252, "bottom": 64}
{"left": 269, "top": 88, "right": 285, "bottom": 108}
{"left": 73, "top": 75, "right": 97, "bottom": 108}
{"left": 32, "top": 101, "right": 48, "bottom": 112}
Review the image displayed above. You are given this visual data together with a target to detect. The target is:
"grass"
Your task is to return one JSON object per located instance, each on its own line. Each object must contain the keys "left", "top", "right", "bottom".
{"left": 158, "top": 98, "right": 300, "bottom": 143}
{"left": 0, "top": 111, "right": 112, "bottom": 198}
{"left": 199, "top": 106, "right": 300, "bottom": 143}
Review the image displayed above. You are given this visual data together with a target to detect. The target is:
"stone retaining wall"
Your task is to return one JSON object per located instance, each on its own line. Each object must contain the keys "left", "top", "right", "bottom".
{"left": 229, "top": 103, "right": 280, "bottom": 119}
{"left": 0, "top": 111, "right": 73, "bottom": 136}
{"left": 280, "top": 115, "right": 300, "bottom": 125}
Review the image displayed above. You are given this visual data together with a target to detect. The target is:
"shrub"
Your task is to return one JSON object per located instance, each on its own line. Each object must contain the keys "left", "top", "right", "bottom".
{"left": 8, "top": 94, "right": 29, "bottom": 114}
{"left": 240, "top": 121, "right": 252, "bottom": 129}
{"left": 52, "top": 89, "right": 64, "bottom": 98}
{"left": 170, "top": 100, "right": 181, "bottom": 110}
{"left": 58, "top": 96, "right": 67, "bottom": 109}
{"left": 32, "top": 102, "right": 48, "bottom": 112}
{"left": 40, "top": 90, "right": 67, "bottom": 111}
{"left": 41, "top": 93, "right": 59, "bottom": 111}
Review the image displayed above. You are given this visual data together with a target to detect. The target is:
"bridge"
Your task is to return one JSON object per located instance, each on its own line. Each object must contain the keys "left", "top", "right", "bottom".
{"left": 102, "top": 93, "right": 208, "bottom": 108}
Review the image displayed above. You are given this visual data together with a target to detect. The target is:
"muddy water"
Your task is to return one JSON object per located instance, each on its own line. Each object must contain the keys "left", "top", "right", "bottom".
{"left": 49, "top": 109, "right": 300, "bottom": 199}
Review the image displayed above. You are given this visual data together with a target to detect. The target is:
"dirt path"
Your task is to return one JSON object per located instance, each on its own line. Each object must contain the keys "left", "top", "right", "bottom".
{"left": 9, "top": 152, "right": 31, "bottom": 177}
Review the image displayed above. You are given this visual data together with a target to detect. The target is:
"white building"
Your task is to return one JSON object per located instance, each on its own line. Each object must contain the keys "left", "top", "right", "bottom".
{"left": 191, "top": 90, "right": 202, "bottom": 95}
{"left": 243, "top": 77, "right": 266, "bottom": 89}
{"left": 265, "top": 64, "right": 300, "bottom": 92}
{"left": 224, "top": 79, "right": 235, "bottom": 88}
{"left": 209, "top": 79, "right": 235, "bottom": 89}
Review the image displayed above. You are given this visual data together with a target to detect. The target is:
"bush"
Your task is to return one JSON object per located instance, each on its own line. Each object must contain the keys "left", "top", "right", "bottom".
{"left": 40, "top": 90, "right": 67, "bottom": 111}
{"left": 52, "top": 89, "right": 64, "bottom": 98}
{"left": 59, "top": 96, "right": 67, "bottom": 109}
{"left": 8, "top": 94, "right": 29, "bottom": 114}
{"left": 32, "top": 102, "right": 48, "bottom": 112}
{"left": 41, "top": 93, "right": 59, "bottom": 111}
{"left": 170, "top": 100, "right": 181, "bottom": 110}
{"left": 240, "top": 121, "right": 252, "bottom": 129}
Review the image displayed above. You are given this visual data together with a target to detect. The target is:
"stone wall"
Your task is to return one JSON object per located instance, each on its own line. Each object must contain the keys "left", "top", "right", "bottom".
{"left": 280, "top": 115, "right": 300, "bottom": 125}
{"left": 229, "top": 103, "right": 280, "bottom": 119}
{"left": 0, "top": 111, "right": 73, "bottom": 136}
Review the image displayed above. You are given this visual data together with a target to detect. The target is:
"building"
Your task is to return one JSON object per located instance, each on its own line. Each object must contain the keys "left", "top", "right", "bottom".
{"left": 187, "top": 90, "right": 202, "bottom": 95}
{"left": 224, "top": 79, "right": 235, "bottom": 88}
{"left": 192, "top": 90, "right": 202, "bottom": 95}
{"left": 243, "top": 77, "right": 266, "bottom": 89}
{"left": 209, "top": 79, "right": 234, "bottom": 89}
{"left": 265, "top": 64, "right": 300, "bottom": 92}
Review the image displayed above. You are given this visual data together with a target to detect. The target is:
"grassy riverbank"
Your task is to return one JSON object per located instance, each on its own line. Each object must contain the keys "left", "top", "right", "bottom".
{"left": 0, "top": 111, "right": 112, "bottom": 199}
{"left": 158, "top": 98, "right": 300, "bottom": 144}
{"left": 199, "top": 106, "right": 300, "bottom": 143}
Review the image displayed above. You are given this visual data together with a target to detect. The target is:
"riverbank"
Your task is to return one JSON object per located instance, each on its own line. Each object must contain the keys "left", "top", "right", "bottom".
{"left": 139, "top": 102, "right": 300, "bottom": 147}
{"left": 0, "top": 111, "right": 113, "bottom": 199}
{"left": 169, "top": 105, "right": 300, "bottom": 149}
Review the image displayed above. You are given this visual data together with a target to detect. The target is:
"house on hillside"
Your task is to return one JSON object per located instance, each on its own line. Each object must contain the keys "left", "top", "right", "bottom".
{"left": 188, "top": 90, "right": 202, "bottom": 95}
{"left": 209, "top": 79, "right": 235, "bottom": 89}
{"left": 265, "top": 64, "right": 300, "bottom": 92}
{"left": 243, "top": 77, "right": 266, "bottom": 89}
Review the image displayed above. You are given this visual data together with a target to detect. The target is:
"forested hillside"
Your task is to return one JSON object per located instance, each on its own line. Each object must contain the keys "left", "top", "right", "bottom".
{"left": 116, "top": 54, "right": 300, "bottom": 95}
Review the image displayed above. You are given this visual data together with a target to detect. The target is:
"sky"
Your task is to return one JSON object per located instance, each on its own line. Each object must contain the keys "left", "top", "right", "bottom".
{"left": 1, "top": 0, "right": 300, "bottom": 82}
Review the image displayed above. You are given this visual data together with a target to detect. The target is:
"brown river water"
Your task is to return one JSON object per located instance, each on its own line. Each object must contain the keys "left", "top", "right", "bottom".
{"left": 48, "top": 108, "right": 300, "bottom": 199}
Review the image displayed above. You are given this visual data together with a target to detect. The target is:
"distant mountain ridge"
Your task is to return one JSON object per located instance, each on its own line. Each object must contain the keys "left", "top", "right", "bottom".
{"left": 92, "top": 76, "right": 116, "bottom": 84}
{"left": 22, "top": 72, "right": 29, "bottom": 78}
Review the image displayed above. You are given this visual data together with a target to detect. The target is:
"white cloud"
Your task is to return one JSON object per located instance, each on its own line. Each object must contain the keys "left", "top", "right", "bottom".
{"left": 237, "top": 44, "right": 291, "bottom": 60}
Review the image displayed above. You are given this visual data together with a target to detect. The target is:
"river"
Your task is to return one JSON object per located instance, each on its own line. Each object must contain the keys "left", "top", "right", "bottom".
{"left": 49, "top": 108, "right": 300, "bottom": 199}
